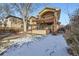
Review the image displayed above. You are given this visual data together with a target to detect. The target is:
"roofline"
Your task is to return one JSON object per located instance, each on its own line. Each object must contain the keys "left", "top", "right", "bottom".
{"left": 39, "top": 7, "right": 61, "bottom": 14}
{"left": 5, "top": 15, "right": 23, "bottom": 20}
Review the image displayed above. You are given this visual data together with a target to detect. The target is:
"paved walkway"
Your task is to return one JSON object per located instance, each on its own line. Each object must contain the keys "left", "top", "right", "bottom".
{"left": 3, "top": 34, "right": 69, "bottom": 56}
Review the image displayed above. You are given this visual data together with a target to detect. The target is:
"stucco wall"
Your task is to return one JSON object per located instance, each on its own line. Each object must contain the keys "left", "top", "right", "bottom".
{"left": 28, "top": 30, "right": 49, "bottom": 35}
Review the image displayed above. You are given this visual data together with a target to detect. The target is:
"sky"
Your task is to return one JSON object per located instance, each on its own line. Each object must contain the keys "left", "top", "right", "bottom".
{"left": 30, "top": 3, "right": 79, "bottom": 25}
{"left": 0, "top": 3, "right": 79, "bottom": 25}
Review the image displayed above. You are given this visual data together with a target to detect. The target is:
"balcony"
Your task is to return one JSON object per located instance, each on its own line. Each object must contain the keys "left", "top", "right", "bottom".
{"left": 36, "top": 16, "right": 55, "bottom": 24}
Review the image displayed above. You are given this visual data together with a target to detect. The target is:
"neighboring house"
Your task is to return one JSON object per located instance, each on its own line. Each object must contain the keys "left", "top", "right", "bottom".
{"left": 0, "top": 20, "right": 5, "bottom": 32}
{"left": 0, "top": 21, "right": 5, "bottom": 28}
{"left": 0, "top": 21, "right": 2, "bottom": 28}
{"left": 5, "top": 15, "right": 23, "bottom": 31}
{"left": 28, "top": 16, "right": 38, "bottom": 30}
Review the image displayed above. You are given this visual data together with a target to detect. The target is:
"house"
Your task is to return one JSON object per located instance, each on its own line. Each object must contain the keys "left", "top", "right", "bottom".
{"left": 28, "top": 16, "right": 38, "bottom": 30}
{"left": 5, "top": 15, "right": 23, "bottom": 32}
{"left": 0, "top": 20, "right": 5, "bottom": 32}
{"left": 38, "top": 7, "right": 61, "bottom": 33}
{"left": 0, "top": 7, "right": 61, "bottom": 35}
{"left": 28, "top": 7, "right": 61, "bottom": 34}
{"left": 0, "top": 20, "right": 5, "bottom": 28}
{"left": 0, "top": 21, "right": 2, "bottom": 28}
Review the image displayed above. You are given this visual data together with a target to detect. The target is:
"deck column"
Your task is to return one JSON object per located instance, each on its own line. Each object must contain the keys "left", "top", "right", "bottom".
{"left": 53, "top": 12, "right": 58, "bottom": 33}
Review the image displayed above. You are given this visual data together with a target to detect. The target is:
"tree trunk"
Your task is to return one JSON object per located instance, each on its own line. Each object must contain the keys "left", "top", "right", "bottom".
{"left": 23, "top": 17, "right": 26, "bottom": 32}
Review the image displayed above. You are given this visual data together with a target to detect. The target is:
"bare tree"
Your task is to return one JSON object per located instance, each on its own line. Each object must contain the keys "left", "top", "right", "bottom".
{"left": 14, "top": 3, "right": 32, "bottom": 32}
{"left": 64, "top": 6, "right": 79, "bottom": 55}
{"left": 0, "top": 4, "right": 13, "bottom": 21}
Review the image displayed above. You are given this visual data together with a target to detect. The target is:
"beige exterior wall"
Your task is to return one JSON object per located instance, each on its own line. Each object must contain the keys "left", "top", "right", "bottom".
{"left": 6, "top": 17, "right": 23, "bottom": 31}
{"left": 0, "top": 22, "right": 5, "bottom": 28}
{"left": 29, "top": 17, "right": 37, "bottom": 30}
{"left": 0, "top": 24, "right": 2, "bottom": 28}
{"left": 28, "top": 30, "right": 48, "bottom": 35}
{"left": 54, "top": 24, "right": 59, "bottom": 32}
{"left": 11, "top": 23, "right": 23, "bottom": 29}
{"left": 6, "top": 18, "right": 11, "bottom": 28}
{"left": 29, "top": 19, "right": 37, "bottom": 25}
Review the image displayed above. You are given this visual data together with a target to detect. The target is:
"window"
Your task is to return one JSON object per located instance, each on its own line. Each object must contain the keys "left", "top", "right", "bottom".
{"left": 52, "top": 12, "right": 54, "bottom": 16}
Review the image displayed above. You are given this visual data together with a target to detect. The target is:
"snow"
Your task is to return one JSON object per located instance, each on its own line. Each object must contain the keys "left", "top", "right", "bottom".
{"left": 3, "top": 34, "right": 69, "bottom": 56}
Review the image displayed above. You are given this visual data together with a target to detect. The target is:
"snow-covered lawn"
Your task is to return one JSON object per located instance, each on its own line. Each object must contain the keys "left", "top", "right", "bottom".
{"left": 3, "top": 34, "right": 69, "bottom": 56}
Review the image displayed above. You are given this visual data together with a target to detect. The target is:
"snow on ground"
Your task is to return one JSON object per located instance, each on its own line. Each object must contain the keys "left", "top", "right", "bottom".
{"left": 3, "top": 34, "right": 69, "bottom": 56}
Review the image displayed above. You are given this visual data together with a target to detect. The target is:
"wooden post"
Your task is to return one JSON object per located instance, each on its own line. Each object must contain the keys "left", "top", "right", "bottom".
{"left": 31, "top": 25, "right": 32, "bottom": 35}
{"left": 54, "top": 11, "right": 58, "bottom": 33}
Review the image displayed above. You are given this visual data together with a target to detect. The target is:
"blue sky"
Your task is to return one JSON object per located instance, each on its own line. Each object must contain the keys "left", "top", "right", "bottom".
{"left": 30, "top": 3, "right": 79, "bottom": 25}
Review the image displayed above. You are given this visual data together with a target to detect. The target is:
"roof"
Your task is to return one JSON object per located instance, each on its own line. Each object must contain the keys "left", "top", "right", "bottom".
{"left": 28, "top": 16, "right": 38, "bottom": 21}
{"left": 29, "top": 16, "right": 36, "bottom": 19}
{"left": 6, "top": 15, "right": 22, "bottom": 20}
{"left": 39, "top": 7, "right": 61, "bottom": 20}
{"left": 39, "top": 7, "right": 60, "bottom": 14}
